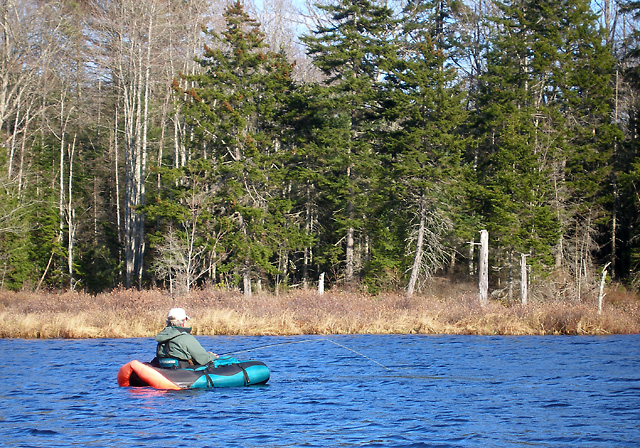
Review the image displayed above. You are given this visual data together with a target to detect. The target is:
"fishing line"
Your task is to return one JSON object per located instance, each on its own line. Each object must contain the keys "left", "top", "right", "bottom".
{"left": 321, "top": 337, "right": 392, "bottom": 371}
{"left": 220, "top": 337, "right": 392, "bottom": 371}
{"left": 220, "top": 339, "right": 317, "bottom": 356}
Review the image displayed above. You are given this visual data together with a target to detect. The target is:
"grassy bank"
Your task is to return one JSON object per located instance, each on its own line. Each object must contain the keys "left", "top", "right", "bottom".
{"left": 1, "top": 282, "right": 639, "bottom": 338}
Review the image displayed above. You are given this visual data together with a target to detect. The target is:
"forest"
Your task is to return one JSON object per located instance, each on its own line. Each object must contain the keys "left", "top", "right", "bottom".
{"left": 1, "top": 0, "right": 639, "bottom": 302}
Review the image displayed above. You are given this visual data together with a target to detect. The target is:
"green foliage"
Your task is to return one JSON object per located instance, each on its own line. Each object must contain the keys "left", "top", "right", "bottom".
{"left": 300, "top": 0, "right": 398, "bottom": 285}
{"left": 155, "top": 1, "right": 308, "bottom": 292}
{"left": 0, "top": 0, "right": 635, "bottom": 296}
{"left": 469, "top": 0, "right": 616, "bottom": 285}
{"left": 0, "top": 169, "right": 40, "bottom": 290}
{"left": 617, "top": 1, "right": 640, "bottom": 282}
{"left": 371, "top": 0, "right": 468, "bottom": 292}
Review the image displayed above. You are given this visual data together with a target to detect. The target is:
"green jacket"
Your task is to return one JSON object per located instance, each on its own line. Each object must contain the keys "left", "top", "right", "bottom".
{"left": 155, "top": 326, "right": 216, "bottom": 366}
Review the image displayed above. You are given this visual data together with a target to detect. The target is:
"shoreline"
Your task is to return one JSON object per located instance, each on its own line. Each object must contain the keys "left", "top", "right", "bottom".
{"left": 1, "top": 285, "right": 639, "bottom": 338}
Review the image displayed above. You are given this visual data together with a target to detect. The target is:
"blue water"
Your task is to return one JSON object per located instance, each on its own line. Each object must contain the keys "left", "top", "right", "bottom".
{"left": 0, "top": 335, "right": 639, "bottom": 447}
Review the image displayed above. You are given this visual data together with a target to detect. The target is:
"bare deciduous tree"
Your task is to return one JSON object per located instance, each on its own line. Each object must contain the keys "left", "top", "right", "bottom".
{"left": 406, "top": 197, "right": 452, "bottom": 296}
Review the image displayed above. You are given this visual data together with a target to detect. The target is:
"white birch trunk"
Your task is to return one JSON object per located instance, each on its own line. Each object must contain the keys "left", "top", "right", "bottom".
{"left": 17, "top": 106, "right": 28, "bottom": 194}
{"left": 0, "top": 0, "right": 8, "bottom": 138}
{"left": 132, "top": 39, "right": 144, "bottom": 288}
{"left": 173, "top": 112, "right": 183, "bottom": 169}
{"left": 520, "top": 253, "right": 528, "bottom": 305}
{"left": 118, "top": 0, "right": 154, "bottom": 288}
{"left": 598, "top": 262, "right": 611, "bottom": 314}
{"left": 118, "top": 2, "right": 134, "bottom": 287}
{"left": 185, "top": 207, "right": 199, "bottom": 293}
{"left": 67, "top": 134, "right": 77, "bottom": 289}
{"left": 479, "top": 230, "right": 489, "bottom": 306}
{"left": 134, "top": 11, "right": 153, "bottom": 286}
{"left": 114, "top": 107, "right": 122, "bottom": 273}
{"left": 243, "top": 267, "right": 252, "bottom": 297}
{"left": 318, "top": 272, "right": 325, "bottom": 295}
{"left": 469, "top": 240, "right": 474, "bottom": 276}
{"left": 407, "top": 202, "right": 426, "bottom": 296}
{"left": 7, "top": 89, "right": 23, "bottom": 177}
{"left": 345, "top": 225, "right": 354, "bottom": 283}
{"left": 303, "top": 184, "right": 313, "bottom": 289}
{"left": 59, "top": 95, "right": 66, "bottom": 241}
{"left": 345, "top": 148, "right": 354, "bottom": 284}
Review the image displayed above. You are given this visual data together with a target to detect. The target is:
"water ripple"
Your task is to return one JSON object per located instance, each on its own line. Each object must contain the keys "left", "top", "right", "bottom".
{"left": 0, "top": 335, "right": 639, "bottom": 447}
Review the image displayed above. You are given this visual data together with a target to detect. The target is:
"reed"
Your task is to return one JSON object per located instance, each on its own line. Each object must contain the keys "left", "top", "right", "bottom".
{"left": 0, "top": 282, "right": 638, "bottom": 338}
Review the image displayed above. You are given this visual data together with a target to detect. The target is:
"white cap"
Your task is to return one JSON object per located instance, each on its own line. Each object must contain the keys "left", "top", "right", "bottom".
{"left": 167, "top": 307, "right": 189, "bottom": 322}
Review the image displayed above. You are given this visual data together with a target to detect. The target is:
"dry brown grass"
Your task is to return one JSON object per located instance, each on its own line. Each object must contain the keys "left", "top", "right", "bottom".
{"left": 0, "top": 281, "right": 639, "bottom": 338}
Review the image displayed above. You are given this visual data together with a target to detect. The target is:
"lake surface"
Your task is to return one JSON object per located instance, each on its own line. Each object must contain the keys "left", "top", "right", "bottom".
{"left": 0, "top": 334, "right": 638, "bottom": 447}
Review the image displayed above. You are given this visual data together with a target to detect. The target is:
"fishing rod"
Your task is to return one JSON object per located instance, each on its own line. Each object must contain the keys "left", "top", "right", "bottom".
{"left": 220, "top": 337, "right": 392, "bottom": 371}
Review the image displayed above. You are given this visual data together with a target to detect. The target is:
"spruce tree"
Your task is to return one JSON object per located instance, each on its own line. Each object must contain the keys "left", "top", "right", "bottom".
{"left": 166, "top": 1, "right": 299, "bottom": 294}
{"left": 559, "top": 0, "right": 620, "bottom": 284}
{"left": 378, "top": 0, "right": 467, "bottom": 294}
{"left": 617, "top": 0, "right": 640, "bottom": 282}
{"left": 471, "top": 0, "right": 616, "bottom": 298}
{"left": 301, "top": 0, "right": 397, "bottom": 287}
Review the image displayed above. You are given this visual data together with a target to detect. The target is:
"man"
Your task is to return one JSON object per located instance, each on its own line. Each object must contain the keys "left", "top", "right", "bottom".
{"left": 155, "top": 307, "right": 218, "bottom": 367}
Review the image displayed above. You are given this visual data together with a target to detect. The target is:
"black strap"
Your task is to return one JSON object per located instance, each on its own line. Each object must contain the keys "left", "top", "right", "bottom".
{"left": 240, "top": 365, "right": 250, "bottom": 385}
{"left": 204, "top": 372, "right": 215, "bottom": 388}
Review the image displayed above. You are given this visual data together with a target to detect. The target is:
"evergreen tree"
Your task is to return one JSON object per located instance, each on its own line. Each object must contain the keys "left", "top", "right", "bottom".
{"left": 167, "top": 1, "right": 300, "bottom": 294}
{"left": 471, "top": 0, "right": 616, "bottom": 298}
{"left": 0, "top": 170, "right": 35, "bottom": 289}
{"left": 301, "top": 0, "right": 397, "bottom": 287}
{"left": 377, "top": 0, "right": 467, "bottom": 294}
{"left": 559, "top": 0, "right": 620, "bottom": 286}
{"left": 145, "top": 159, "right": 223, "bottom": 294}
{"left": 617, "top": 0, "right": 640, "bottom": 283}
